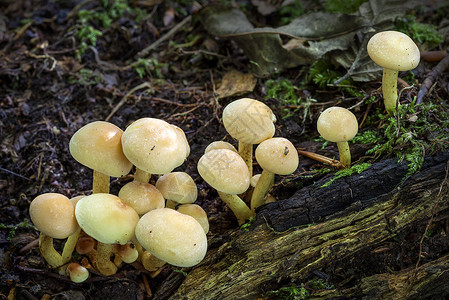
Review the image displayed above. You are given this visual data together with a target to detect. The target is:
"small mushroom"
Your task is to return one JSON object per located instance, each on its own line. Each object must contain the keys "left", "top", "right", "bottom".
{"left": 118, "top": 181, "right": 165, "bottom": 215}
{"left": 155, "top": 172, "right": 198, "bottom": 209}
{"left": 66, "top": 262, "right": 89, "bottom": 283}
{"left": 75, "top": 193, "right": 139, "bottom": 275}
{"left": 251, "top": 138, "right": 299, "bottom": 211}
{"left": 69, "top": 121, "right": 132, "bottom": 193}
{"left": 197, "top": 149, "right": 253, "bottom": 224}
{"left": 29, "top": 193, "right": 80, "bottom": 268}
{"left": 367, "top": 31, "right": 420, "bottom": 113}
{"left": 317, "top": 107, "right": 358, "bottom": 168}
{"left": 222, "top": 98, "right": 276, "bottom": 175}
{"left": 176, "top": 204, "right": 209, "bottom": 234}
{"left": 135, "top": 208, "right": 207, "bottom": 268}
{"left": 114, "top": 243, "right": 139, "bottom": 264}
{"left": 204, "top": 141, "right": 237, "bottom": 153}
{"left": 121, "top": 118, "right": 189, "bottom": 183}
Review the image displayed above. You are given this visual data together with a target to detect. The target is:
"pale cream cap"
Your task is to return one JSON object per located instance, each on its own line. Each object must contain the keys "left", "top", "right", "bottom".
{"left": 177, "top": 204, "right": 209, "bottom": 234}
{"left": 121, "top": 118, "right": 188, "bottom": 175}
{"left": 69, "top": 121, "right": 132, "bottom": 177}
{"left": 197, "top": 149, "right": 250, "bottom": 195}
{"left": 223, "top": 98, "right": 276, "bottom": 144}
{"left": 204, "top": 141, "right": 237, "bottom": 153}
{"left": 75, "top": 193, "right": 139, "bottom": 245}
{"left": 155, "top": 172, "right": 198, "bottom": 204}
{"left": 29, "top": 193, "right": 79, "bottom": 239}
{"left": 367, "top": 31, "right": 420, "bottom": 71}
{"left": 135, "top": 208, "right": 207, "bottom": 267}
{"left": 317, "top": 107, "right": 358, "bottom": 143}
{"left": 255, "top": 137, "right": 299, "bottom": 175}
{"left": 118, "top": 181, "right": 165, "bottom": 215}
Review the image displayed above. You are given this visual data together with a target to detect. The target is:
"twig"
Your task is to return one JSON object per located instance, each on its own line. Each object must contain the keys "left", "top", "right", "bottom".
{"left": 105, "top": 82, "right": 152, "bottom": 121}
{"left": 136, "top": 15, "right": 192, "bottom": 58}
{"left": 0, "top": 166, "right": 31, "bottom": 181}
{"left": 416, "top": 54, "right": 449, "bottom": 104}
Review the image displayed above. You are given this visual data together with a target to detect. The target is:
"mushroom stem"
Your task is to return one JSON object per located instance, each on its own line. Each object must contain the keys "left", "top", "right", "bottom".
{"left": 382, "top": 68, "right": 399, "bottom": 113}
{"left": 251, "top": 170, "right": 274, "bottom": 212}
{"left": 336, "top": 141, "right": 351, "bottom": 168}
{"left": 61, "top": 227, "right": 81, "bottom": 263}
{"left": 92, "top": 170, "right": 110, "bottom": 194}
{"left": 95, "top": 242, "right": 117, "bottom": 276}
{"left": 217, "top": 191, "right": 254, "bottom": 225}
{"left": 38, "top": 233, "right": 64, "bottom": 268}
{"left": 134, "top": 168, "right": 152, "bottom": 183}
{"left": 238, "top": 142, "right": 253, "bottom": 176}
{"left": 141, "top": 251, "right": 166, "bottom": 271}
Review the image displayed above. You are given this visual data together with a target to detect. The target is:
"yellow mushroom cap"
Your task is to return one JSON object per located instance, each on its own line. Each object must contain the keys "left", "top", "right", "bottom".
{"left": 222, "top": 98, "right": 276, "bottom": 144}
{"left": 155, "top": 172, "right": 198, "bottom": 205}
{"left": 29, "top": 193, "right": 79, "bottom": 239}
{"left": 317, "top": 107, "right": 358, "bottom": 143}
{"left": 75, "top": 193, "right": 139, "bottom": 245}
{"left": 204, "top": 141, "right": 237, "bottom": 153}
{"left": 67, "top": 262, "right": 89, "bottom": 283}
{"left": 177, "top": 204, "right": 209, "bottom": 234}
{"left": 135, "top": 208, "right": 207, "bottom": 268}
{"left": 69, "top": 121, "right": 132, "bottom": 177}
{"left": 197, "top": 149, "right": 250, "bottom": 195}
{"left": 367, "top": 31, "right": 420, "bottom": 71}
{"left": 121, "top": 118, "right": 189, "bottom": 175}
{"left": 255, "top": 137, "right": 299, "bottom": 175}
{"left": 118, "top": 181, "right": 165, "bottom": 215}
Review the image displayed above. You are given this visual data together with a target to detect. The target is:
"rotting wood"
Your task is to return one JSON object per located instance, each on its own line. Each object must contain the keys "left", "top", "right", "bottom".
{"left": 154, "top": 152, "right": 449, "bottom": 299}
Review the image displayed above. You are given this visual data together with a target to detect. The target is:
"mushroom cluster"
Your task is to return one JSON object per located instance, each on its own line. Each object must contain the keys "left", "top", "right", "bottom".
{"left": 29, "top": 118, "right": 208, "bottom": 282}
{"left": 198, "top": 98, "right": 299, "bottom": 223}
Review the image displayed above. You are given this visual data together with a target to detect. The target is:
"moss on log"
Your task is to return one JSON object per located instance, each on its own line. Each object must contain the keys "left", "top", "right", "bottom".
{"left": 155, "top": 152, "right": 449, "bottom": 299}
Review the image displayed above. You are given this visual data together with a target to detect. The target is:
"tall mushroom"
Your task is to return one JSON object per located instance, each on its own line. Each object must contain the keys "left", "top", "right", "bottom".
{"left": 367, "top": 31, "right": 420, "bottom": 113}
{"left": 251, "top": 138, "right": 299, "bottom": 211}
{"left": 29, "top": 193, "right": 80, "bottom": 268}
{"left": 75, "top": 193, "right": 139, "bottom": 275}
{"left": 197, "top": 149, "right": 253, "bottom": 224}
{"left": 222, "top": 98, "right": 276, "bottom": 176}
{"left": 69, "top": 121, "right": 132, "bottom": 193}
{"left": 317, "top": 107, "right": 358, "bottom": 168}
{"left": 121, "top": 118, "right": 189, "bottom": 183}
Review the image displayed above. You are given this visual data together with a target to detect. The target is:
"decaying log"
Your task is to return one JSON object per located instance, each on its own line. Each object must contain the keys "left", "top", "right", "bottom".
{"left": 155, "top": 152, "right": 449, "bottom": 299}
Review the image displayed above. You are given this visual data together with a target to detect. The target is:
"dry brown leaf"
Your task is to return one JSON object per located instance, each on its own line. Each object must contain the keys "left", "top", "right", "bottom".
{"left": 215, "top": 70, "right": 257, "bottom": 99}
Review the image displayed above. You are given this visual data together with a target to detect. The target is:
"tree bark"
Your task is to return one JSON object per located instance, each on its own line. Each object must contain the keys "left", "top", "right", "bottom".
{"left": 155, "top": 152, "right": 449, "bottom": 299}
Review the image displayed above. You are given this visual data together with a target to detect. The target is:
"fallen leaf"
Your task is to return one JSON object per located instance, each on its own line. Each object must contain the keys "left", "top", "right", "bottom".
{"left": 215, "top": 70, "right": 257, "bottom": 99}
{"left": 200, "top": 0, "right": 420, "bottom": 80}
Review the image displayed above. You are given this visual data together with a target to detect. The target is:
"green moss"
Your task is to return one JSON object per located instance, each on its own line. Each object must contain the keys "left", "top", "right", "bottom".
{"left": 323, "top": 0, "right": 368, "bottom": 13}
{"left": 365, "top": 100, "right": 449, "bottom": 178}
{"left": 278, "top": 1, "right": 304, "bottom": 25}
{"left": 265, "top": 79, "right": 316, "bottom": 120}
{"left": 321, "top": 163, "right": 371, "bottom": 188}
{"left": 395, "top": 15, "right": 444, "bottom": 46}
{"left": 267, "top": 284, "right": 310, "bottom": 300}
{"left": 0, "top": 219, "right": 37, "bottom": 240}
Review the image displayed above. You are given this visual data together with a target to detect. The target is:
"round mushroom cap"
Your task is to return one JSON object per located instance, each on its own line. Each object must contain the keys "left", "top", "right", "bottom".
{"left": 69, "top": 121, "right": 132, "bottom": 177}
{"left": 197, "top": 149, "right": 250, "bottom": 195}
{"left": 204, "top": 141, "right": 237, "bottom": 153}
{"left": 135, "top": 208, "right": 207, "bottom": 268}
{"left": 223, "top": 98, "right": 276, "bottom": 144}
{"left": 155, "top": 172, "right": 198, "bottom": 205}
{"left": 177, "top": 204, "right": 209, "bottom": 234}
{"left": 171, "top": 124, "right": 191, "bottom": 158}
{"left": 317, "top": 107, "right": 358, "bottom": 143}
{"left": 255, "top": 137, "right": 299, "bottom": 175}
{"left": 29, "top": 193, "right": 79, "bottom": 239}
{"left": 121, "top": 118, "right": 188, "bottom": 175}
{"left": 250, "top": 174, "right": 262, "bottom": 187}
{"left": 118, "top": 181, "right": 165, "bottom": 215}
{"left": 367, "top": 31, "right": 420, "bottom": 71}
{"left": 75, "top": 193, "right": 139, "bottom": 245}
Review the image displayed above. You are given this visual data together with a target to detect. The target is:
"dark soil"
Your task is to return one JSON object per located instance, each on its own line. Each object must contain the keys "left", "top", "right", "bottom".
{"left": 1, "top": 0, "right": 448, "bottom": 299}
